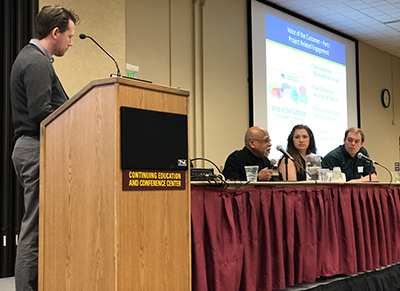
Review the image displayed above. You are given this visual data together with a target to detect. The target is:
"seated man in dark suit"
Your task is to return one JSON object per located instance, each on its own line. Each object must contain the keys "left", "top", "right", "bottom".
{"left": 222, "top": 126, "right": 273, "bottom": 181}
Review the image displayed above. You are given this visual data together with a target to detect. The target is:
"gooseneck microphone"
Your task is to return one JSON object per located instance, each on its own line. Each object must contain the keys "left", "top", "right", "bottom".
{"left": 276, "top": 145, "right": 294, "bottom": 161}
{"left": 356, "top": 152, "right": 394, "bottom": 185}
{"left": 276, "top": 145, "right": 317, "bottom": 183}
{"left": 357, "top": 152, "right": 377, "bottom": 164}
{"left": 79, "top": 33, "right": 121, "bottom": 77}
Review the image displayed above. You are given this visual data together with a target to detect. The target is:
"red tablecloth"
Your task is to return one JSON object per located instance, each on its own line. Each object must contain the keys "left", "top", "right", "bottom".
{"left": 191, "top": 184, "right": 400, "bottom": 291}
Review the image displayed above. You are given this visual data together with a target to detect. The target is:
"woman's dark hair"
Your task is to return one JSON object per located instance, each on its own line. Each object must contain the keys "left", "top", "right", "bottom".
{"left": 286, "top": 124, "right": 317, "bottom": 172}
{"left": 34, "top": 4, "right": 79, "bottom": 40}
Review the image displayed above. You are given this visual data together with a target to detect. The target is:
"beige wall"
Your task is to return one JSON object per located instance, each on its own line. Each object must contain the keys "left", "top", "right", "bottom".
{"left": 202, "top": 0, "right": 249, "bottom": 170}
{"left": 359, "top": 42, "right": 400, "bottom": 181}
{"left": 43, "top": 0, "right": 400, "bottom": 181}
{"left": 126, "top": 0, "right": 249, "bottom": 170}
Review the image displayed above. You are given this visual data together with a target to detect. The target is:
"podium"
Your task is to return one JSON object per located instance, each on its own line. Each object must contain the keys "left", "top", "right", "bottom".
{"left": 38, "top": 77, "right": 191, "bottom": 290}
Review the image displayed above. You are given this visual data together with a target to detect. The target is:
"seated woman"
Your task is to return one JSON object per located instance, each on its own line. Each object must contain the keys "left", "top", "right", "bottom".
{"left": 278, "top": 125, "right": 317, "bottom": 181}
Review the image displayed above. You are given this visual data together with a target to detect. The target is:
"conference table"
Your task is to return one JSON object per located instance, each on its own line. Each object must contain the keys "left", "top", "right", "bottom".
{"left": 191, "top": 181, "right": 400, "bottom": 291}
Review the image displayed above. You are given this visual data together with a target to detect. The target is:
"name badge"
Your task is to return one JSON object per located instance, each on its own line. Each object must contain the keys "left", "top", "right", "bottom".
{"left": 358, "top": 166, "right": 364, "bottom": 173}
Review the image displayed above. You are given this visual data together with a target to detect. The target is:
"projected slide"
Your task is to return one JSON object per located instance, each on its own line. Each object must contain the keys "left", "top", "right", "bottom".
{"left": 265, "top": 13, "right": 347, "bottom": 158}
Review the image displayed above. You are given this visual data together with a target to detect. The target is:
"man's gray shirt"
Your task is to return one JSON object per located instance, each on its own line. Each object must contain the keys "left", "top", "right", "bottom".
{"left": 10, "top": 39, "right": 68, "bottom": 141}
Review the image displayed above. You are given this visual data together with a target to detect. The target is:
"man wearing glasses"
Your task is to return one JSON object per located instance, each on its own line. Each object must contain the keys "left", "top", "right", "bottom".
{"left": 322, "top": 127, "right": 377, "bottom": 182}
{"left": 222, "top": 126, "right": 274, "bottom": 181}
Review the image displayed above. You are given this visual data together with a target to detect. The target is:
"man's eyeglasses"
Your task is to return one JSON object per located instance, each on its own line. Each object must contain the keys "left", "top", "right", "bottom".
{"left": 251, "top": 138, "right": 272, "bottom": 143}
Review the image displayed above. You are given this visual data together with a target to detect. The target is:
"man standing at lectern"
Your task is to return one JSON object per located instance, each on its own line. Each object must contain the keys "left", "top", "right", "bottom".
{"left": 10, "top": 5, "right": 79, "bottom": 290}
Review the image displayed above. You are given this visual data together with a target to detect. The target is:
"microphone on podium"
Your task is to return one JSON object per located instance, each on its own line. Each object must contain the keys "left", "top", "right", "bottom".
{"left": 79, "top": 33, "right": 121, "bottom": 77}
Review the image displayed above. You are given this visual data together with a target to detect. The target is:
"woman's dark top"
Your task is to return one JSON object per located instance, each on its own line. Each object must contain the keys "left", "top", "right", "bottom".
{"left": 278, "top": 156, "right": 306, "bottom": 181}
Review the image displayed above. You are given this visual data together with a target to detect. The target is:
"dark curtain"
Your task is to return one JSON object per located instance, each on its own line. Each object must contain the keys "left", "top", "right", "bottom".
{"left": 0, "top": 0, "right": 38, "bottom": 278}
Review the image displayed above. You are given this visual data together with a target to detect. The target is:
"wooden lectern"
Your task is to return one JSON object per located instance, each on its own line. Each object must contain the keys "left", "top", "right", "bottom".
{"left": 39, "top": 77, "right": 191, "bottom": 290}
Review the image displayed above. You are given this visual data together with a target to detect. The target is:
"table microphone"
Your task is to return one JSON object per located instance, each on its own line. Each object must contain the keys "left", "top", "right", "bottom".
{"left": 357, "top": 152, "right": 395, "bottom": 185}
{"left": 79, "top": 33, "right": 121, "bottom": 77}
{"left": 357, "top": 152, "right": 376, "bottom": 164}
{"left": 276, "top": 145, "right": 294, "bottom": 161}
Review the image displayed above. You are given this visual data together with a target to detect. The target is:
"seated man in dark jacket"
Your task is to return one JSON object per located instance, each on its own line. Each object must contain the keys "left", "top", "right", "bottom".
{"left": 322, "top": 127, "right": 377, "bottom": 182}
{"left": 222, "top": 126, "right": 273, "bottom": 181}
